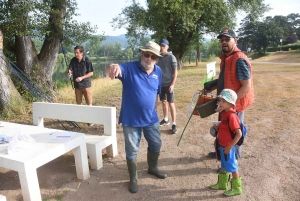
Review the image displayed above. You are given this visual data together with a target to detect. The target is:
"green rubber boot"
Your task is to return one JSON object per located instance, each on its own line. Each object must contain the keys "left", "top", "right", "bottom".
{"left": 126, "top": 158, "right": 138, "bottom": 193}
{"left": 224, "top": 177, "right": 242, "bottom": 196}
{"left": 210, "top": 173, "right": 230, "bottom": 190}
{"left": 147, "top": 151, "right": 167, "bottom": 179}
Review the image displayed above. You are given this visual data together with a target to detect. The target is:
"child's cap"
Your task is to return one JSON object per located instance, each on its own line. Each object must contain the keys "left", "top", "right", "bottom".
{"left": 218, "top": 89, "right": 237, "bottom": 106}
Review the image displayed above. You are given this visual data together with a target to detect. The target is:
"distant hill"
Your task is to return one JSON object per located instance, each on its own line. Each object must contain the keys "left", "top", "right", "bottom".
{"left": 101, "top": 34, "right": 127, "bottom": 48}
{"left": 100, "top": 34, "right": 212, "bottom": 48}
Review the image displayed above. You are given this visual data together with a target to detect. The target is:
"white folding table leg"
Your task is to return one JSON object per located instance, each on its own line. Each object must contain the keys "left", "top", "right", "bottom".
{"left": 73, "top": 143, "right": 90, "bottom": 180}
{"left": 18, "top": 166, "right": 42, "bottom": 201}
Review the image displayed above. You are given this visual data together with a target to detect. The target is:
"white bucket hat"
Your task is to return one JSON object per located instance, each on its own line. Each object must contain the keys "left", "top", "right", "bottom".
{"left": 139, "top": 41, "right": 162, "bottom": 57}
{"left": 218, "top": 89, "right": 237, "bottom": 106}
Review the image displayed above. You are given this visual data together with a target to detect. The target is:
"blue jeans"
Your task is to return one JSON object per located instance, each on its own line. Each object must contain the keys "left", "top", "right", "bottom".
{"left": 123, "top": 122, "right": 162, "bottom": 160}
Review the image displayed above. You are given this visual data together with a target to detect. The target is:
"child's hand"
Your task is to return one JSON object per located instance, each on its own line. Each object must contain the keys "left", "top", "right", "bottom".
{"left": 224, "top": 146, "right": 233, "bottom": 154}
{"left": 213, "top": 124, "right": 219, "bottom": 131}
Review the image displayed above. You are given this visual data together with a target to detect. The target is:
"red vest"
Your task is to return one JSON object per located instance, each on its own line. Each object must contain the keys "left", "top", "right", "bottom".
{"left": 219, "top": 46, "right": 254, "bottom": 112}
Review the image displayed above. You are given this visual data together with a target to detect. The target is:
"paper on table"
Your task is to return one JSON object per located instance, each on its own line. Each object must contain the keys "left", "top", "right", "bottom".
{"left": 52, "top": 132, "right": 74, "bottom": 140}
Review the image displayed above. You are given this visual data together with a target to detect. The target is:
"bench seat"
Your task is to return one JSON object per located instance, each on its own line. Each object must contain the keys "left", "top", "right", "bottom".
{"left": 32, "top": 102, "right": 118, "bottom": 170}
{"left": 85, "top": 135, "right": 114, "bottom": 170}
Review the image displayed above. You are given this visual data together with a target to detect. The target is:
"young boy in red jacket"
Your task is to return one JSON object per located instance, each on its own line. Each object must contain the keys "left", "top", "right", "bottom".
{"left": 210, "top": 88, "right": 242, "bottom": 196}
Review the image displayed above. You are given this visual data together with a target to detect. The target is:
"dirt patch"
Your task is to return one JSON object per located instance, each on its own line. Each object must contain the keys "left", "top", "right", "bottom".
{"left": 1, "top": 61, "right": 300, "bottom": 201}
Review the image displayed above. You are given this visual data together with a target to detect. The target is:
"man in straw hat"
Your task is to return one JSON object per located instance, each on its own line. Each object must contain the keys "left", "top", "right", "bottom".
{"left": 108, "top": 41, "right": 167, "bottom": 193}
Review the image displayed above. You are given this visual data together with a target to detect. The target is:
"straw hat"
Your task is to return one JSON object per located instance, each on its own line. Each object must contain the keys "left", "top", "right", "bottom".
{"left": 139, "top": 41, "right": 162, "bottom": 57}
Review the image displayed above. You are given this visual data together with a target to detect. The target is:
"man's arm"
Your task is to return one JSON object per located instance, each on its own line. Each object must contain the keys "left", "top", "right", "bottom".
{"left": 81, "top": 72, "right": 94, "bottom": 79}
{"left": 236, "top": 79, "right": 251, "bottom": 100}
{"left": 67, "top": 60, "right": 72, "bottom": 78}
{"left": 67, "top": 69, "right": 72, "bottom": 78}
{"left": 75, "top": 72, "right": 93, "bottom": 82}
{"left": 169, "top": 69, "right": 177, "bottom": 93}
{"left": 236, "top": 58, "right": 252, "bottom": 100}
{"left": 169, "top": 55, "right": 178, "bottom": 93}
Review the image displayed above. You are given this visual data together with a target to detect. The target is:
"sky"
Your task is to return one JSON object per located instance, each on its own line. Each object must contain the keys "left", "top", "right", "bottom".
{"left": 74, "top": 0, "right": 300, "bottom": 36}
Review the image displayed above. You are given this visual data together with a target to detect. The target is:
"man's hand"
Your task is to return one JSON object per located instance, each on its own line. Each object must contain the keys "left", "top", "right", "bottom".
{"left": 67, "top": 70, "right": 72, "bottom": 78}
{"left": 75, "top": 77, "right": 83, "bottom": 82}
{"left": 169, "top": 85, "right": 174, "bottom": 93}
{"left": 107, "top": 64, "right": 122, "bottom": 80}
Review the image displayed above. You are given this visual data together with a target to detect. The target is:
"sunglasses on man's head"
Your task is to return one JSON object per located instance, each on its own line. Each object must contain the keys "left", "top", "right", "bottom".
{"left": 143, "top": 52, "right": 158, "bottom": 60}
{"left": 219, "top": 38, "right": 232, "bottom": 43}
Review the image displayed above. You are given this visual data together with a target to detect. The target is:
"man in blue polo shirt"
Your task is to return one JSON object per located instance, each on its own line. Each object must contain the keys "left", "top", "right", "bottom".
{"left": 108, "top": 41, "right": 167, "bottom": 193}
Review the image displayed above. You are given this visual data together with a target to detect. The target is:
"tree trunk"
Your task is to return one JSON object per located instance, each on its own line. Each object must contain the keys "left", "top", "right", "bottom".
{"left": 174, "top": 53, "right": 184, "bottom": 69}
{"left": 15, "top": 36, "right": 39, "bottom": 75}
{"left": 0, "top": 51, "right": 11, "bottom": 109}
{"left": 37, "top": 36, "right": 62, "bottom": 93}
{"left": 196, "top": 46, "right": 201, "bottom": 62}
{"left": 0, "top": 31, "right": 21, "bottom": 110}
{"left": 14, "top": 0, "right": 66, "bottom": 96}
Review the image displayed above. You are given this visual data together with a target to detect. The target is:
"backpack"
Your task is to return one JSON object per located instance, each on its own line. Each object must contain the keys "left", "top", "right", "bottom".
{"left": 227, "top": 112, "right": 247, "bottom": 146}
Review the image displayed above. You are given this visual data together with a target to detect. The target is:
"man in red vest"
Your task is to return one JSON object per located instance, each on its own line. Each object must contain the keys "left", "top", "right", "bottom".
{"left": 205, "top": 29, "right": 254, "bottom": 164}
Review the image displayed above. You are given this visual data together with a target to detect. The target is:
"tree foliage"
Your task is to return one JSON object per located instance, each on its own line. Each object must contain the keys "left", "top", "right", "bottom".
{"left": 98, "top": 42, "right": 123, "bottom": 58}
{"left": 113, "top": 0, "right": 268, "bottom": 68}
{"left": 0, "top": 0, "right": 99, "bottom": 97}
{"left": 238, "top": 13, "right": 300, "bottom": 53}
{"left": 85, "top": 35, "right": 106, "bottom": 56}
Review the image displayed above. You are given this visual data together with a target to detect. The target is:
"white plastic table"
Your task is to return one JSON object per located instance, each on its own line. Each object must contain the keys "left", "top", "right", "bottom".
{"left": 0, "top": 121, "right": 90, "bottom": 201}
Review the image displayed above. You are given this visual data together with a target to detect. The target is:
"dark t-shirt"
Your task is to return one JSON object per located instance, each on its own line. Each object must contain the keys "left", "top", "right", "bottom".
{"left": 69, "top": 56, "right": 94, "bottom": 88}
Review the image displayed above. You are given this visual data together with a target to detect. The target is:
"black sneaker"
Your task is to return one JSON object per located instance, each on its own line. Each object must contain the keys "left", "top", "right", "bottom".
{"left": 160, "top": 119, "right": 170, "bottom": 126}
{"left": 171, "top": 125, "right": 178, "bottom": 134}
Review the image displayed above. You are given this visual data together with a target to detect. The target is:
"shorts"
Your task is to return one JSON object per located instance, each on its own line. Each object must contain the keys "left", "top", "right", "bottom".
{"left": 219, "top": 146, "right": 238, "bottom": 173}
{"left": 159, "top": 86, "right": 174, "bottom": 103}
{"left": 75, "top": 87, "right": 92, "bottom": 105}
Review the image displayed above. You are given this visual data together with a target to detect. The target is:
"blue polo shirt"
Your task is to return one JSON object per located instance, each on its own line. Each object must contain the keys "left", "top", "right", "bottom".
{"left": 118, "top": 61, "right": 162, "bottom": 127}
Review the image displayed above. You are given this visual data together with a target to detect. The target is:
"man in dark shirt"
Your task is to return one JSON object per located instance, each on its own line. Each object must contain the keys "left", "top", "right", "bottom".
{"left": 67, "top": 46, "right": 94, "bottom": 125}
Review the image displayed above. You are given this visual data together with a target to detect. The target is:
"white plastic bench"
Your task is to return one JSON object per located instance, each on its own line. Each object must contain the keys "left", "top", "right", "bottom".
{"left": 32, "top": 102, "right": 118, "bottom": 170}
{"left": 0, "top": 195, "right": 6, "bottom": 201}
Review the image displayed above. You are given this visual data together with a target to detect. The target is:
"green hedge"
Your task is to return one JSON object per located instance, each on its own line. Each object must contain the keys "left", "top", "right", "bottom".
{"left": 267, "top": 44, "right": 300, "bottom": 52}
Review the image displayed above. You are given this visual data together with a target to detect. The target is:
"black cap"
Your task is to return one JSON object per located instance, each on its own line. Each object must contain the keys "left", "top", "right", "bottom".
{"left": 217, "top": 29, "right": 237, "bottom": 39}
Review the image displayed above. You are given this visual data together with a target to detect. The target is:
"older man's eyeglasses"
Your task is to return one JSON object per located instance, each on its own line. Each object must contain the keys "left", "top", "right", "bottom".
{"left": 219, "top": 38, "right": 232, "bottom": 43}
{"left": 143, "top": 53, "right": 158, "bottom": 60}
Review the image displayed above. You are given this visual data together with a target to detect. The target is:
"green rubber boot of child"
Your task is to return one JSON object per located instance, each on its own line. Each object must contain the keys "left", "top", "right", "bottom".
{"left": 210, "top": 173, "right": 230, "bottom": 190}
{"left": 224, "top": 177, "right": 242, "bottom": 196}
